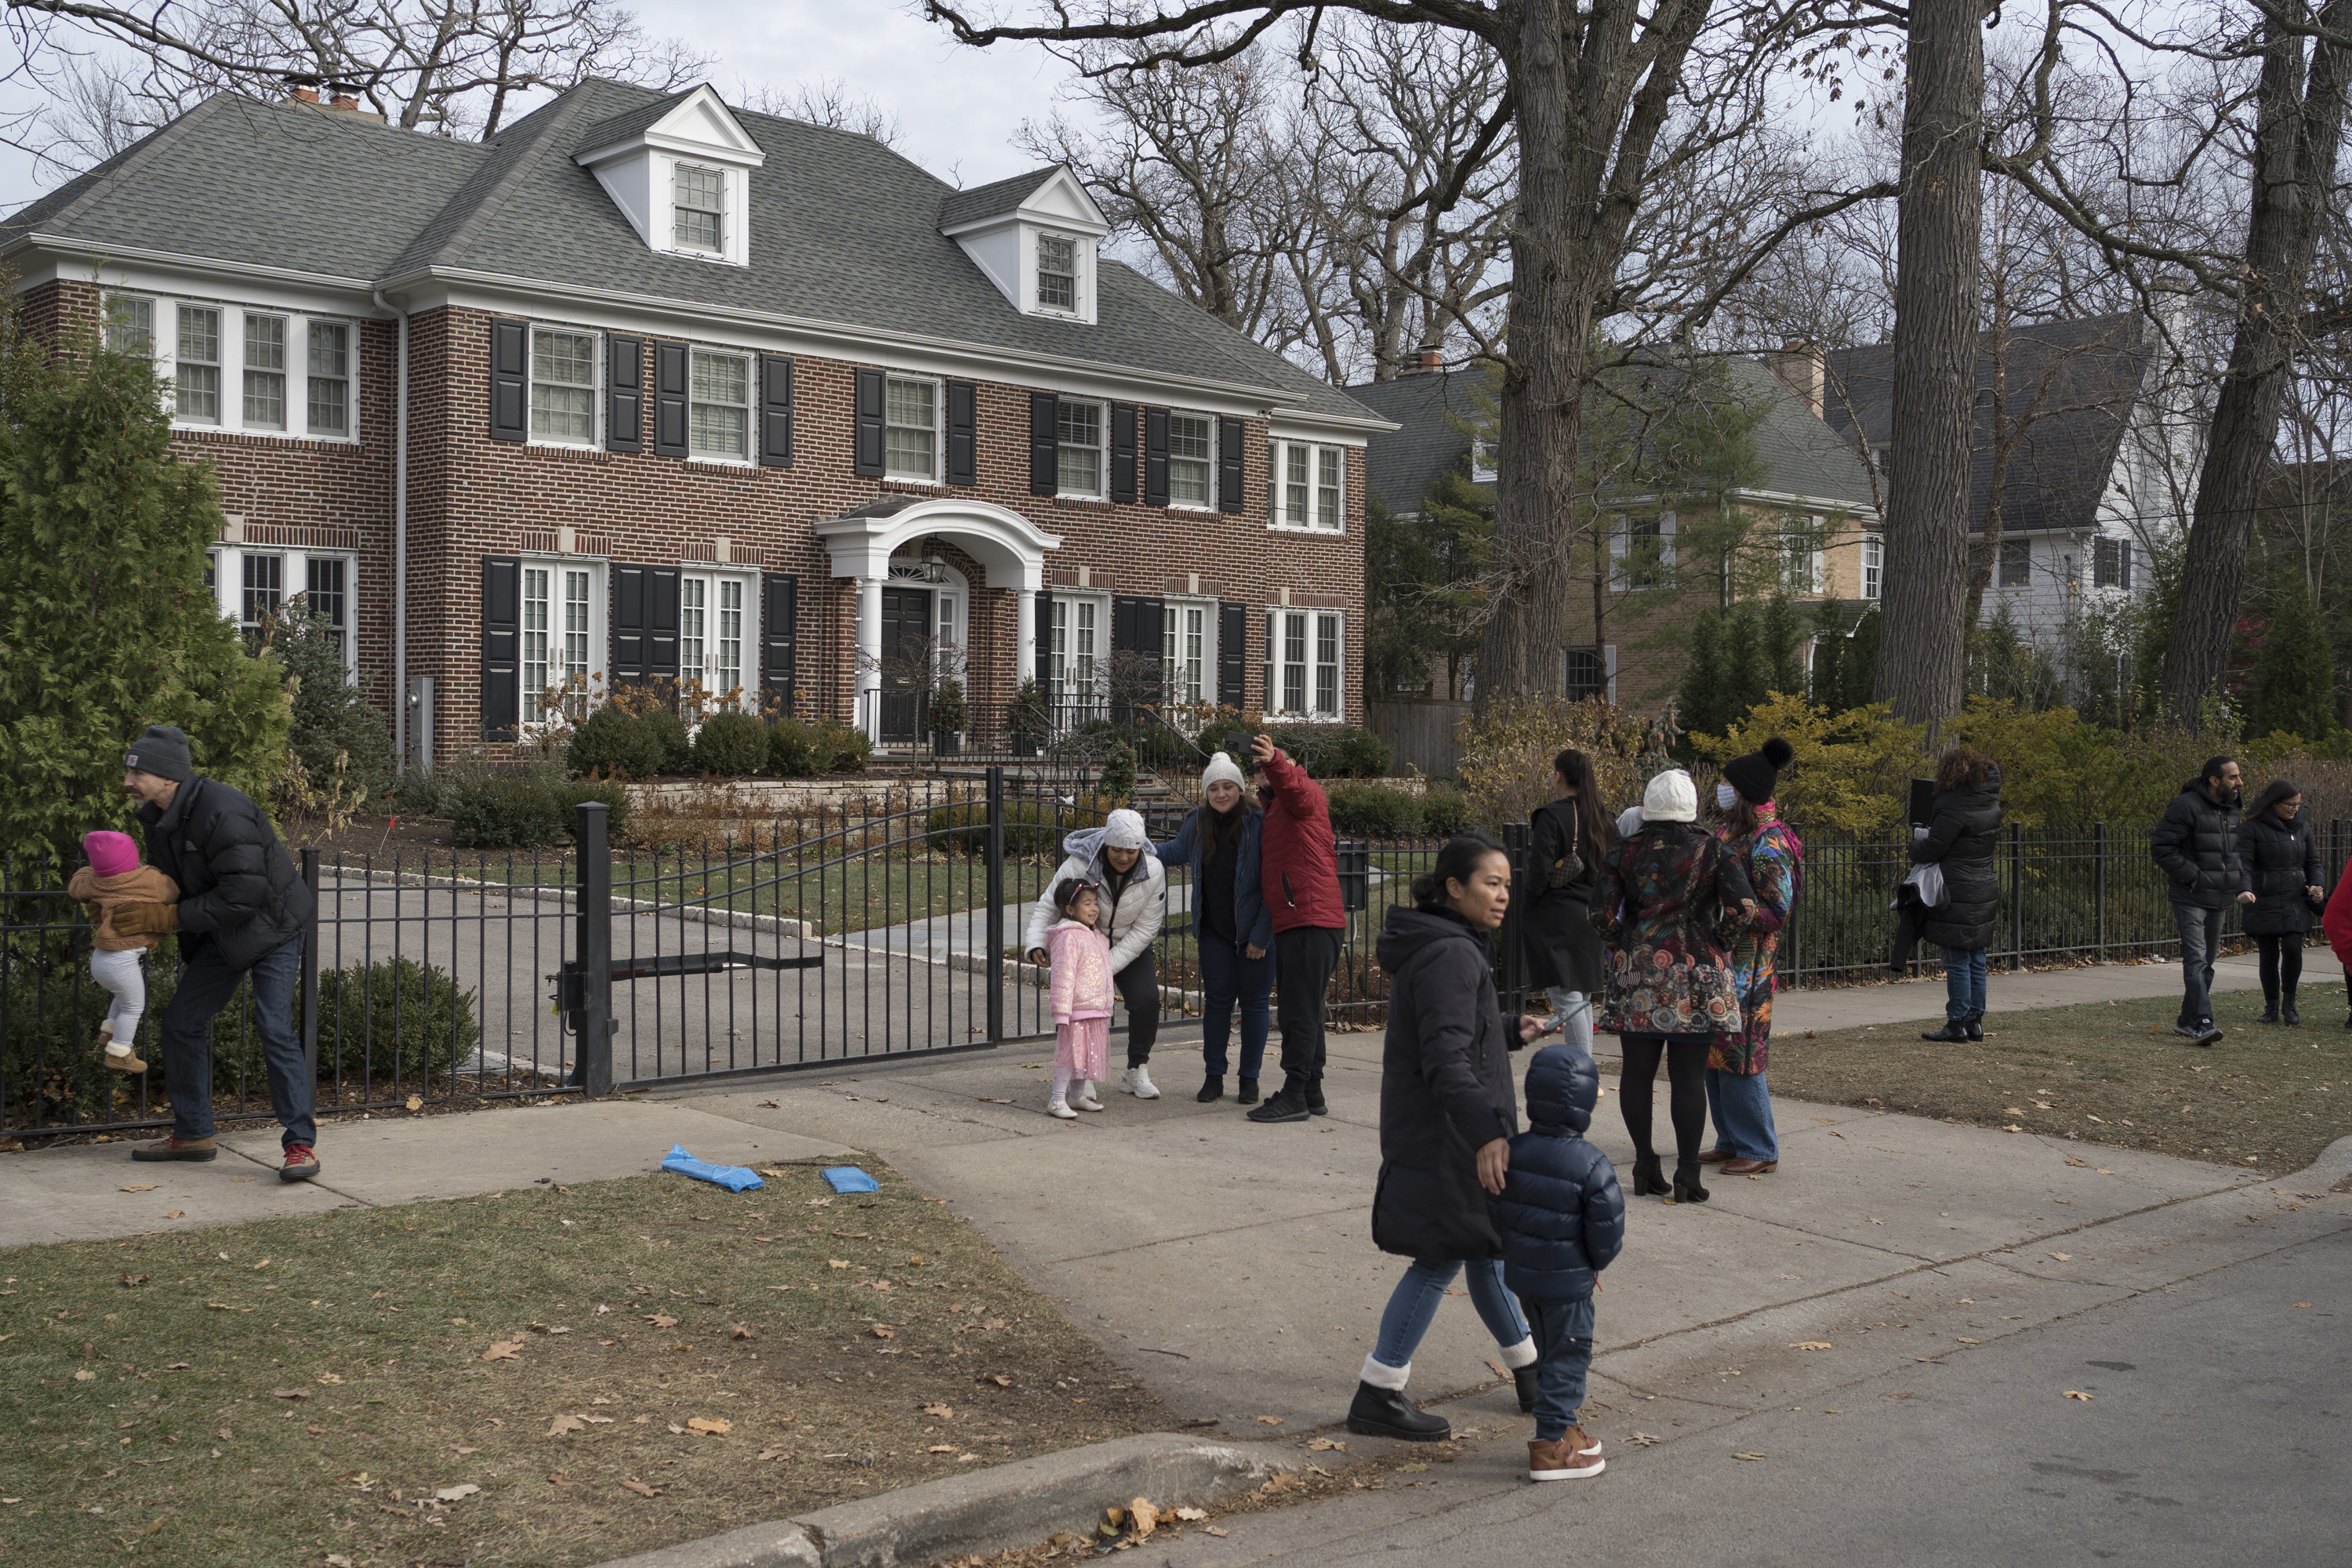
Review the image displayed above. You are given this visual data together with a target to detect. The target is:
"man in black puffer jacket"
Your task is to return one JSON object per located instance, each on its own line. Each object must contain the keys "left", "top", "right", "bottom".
{"left": 108, "top": 725, "right": 320, "bottom": 1178}
{"left": 2151, "top": 755, "right": 2254, "bottom": 1045}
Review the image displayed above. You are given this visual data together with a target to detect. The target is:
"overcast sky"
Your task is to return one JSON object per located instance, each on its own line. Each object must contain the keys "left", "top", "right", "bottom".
{"left": 0, "top": 2, "right": 1083, "bottom": 210}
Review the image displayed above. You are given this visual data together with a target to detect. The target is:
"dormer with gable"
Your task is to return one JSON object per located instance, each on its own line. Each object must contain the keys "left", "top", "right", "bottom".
{"left": 938, "top": 167, "right": 1111, "bottom": 325}
{"left": 574, "top": 85, "right": 765, "bottom": 267}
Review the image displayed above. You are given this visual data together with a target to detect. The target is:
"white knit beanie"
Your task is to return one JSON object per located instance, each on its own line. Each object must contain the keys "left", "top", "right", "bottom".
{"left": 1201, "top": 751, "right": 1247, "bottom": 793}
{"left": 1642, "top": 768, "right": 1698, "bottom": 824}
{"left": 1103, "top": 808, "right": 1148, "bottom": 850}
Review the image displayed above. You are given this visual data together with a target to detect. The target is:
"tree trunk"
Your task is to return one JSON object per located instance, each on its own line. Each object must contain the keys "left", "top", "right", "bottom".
{"left": 2160, "top": 5, "right": 2352, "bottom": 724}
{"left": 1475, "top": 0, "right": 1581, "bottom": 705}
{"left": 1873, "top": 0, "right": 1983, "bottom": 722}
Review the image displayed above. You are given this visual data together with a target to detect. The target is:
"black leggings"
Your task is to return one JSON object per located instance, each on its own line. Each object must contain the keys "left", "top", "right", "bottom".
{"left": 2253, "top": 935, "right": 2305, "bottom": 1000}
{"left": 1619, "top": 1035, "right": 1709, "bottom": 1172}
{"left": 1116, "top": 951, "right": 1160, "bottom": 1067}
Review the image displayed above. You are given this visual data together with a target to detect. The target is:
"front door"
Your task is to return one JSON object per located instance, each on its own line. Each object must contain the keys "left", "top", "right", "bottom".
{"left": 879, "top": 586, "right": 931, "bottom": 742}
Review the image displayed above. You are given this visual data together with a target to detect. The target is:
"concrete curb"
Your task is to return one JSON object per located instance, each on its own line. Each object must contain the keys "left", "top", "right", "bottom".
{"left": 590, "top": 1432, "right": 1276, "bottom": 1568}
{"left": 2278, "top": 1133, "right": 2352, "bottom": 1190}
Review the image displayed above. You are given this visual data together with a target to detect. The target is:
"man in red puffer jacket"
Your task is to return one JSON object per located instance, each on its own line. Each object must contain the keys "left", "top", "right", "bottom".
{"left": 1248, "top": 735, "right": 1345, "bottom": 1124}
{"left": 2322, "top": 873, "right": 2352, "bottom": 1029}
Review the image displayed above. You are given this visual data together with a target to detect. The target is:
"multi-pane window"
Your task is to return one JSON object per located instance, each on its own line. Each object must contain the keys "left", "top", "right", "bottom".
{"left": 1265, "top": 609, "right": 1341, "bottom": 718}
{"left": 1314, "top": 612, "right": 1340, "bottom": 716}
{"left": 2093, "top": 536, "right": 2133, "bottom": 590}
{"left": 1862, "top": 534, "right": 1883, "bottom": 601}
{"left": 688, "top": 349, "right": 750, "bottom": 459}
{"left": 1998, "top": 538, "right": 2032, "bottom": 588}
{"left": 307, "top": 322, "right": 349, "bottom": 435}
{"left": 1168, "top": 412, "right": 1214, "bottom": 506}
{"left": 1037, "top": 234, "right": 1077, "bottom": 310}
{"left": 885, "top": 376, "right": 938, "bottom": 480}
{"left": 176, "top": 305, "right": 221, "bottom": 423}
{"left": 1616, "top": 513, "right": 1674, "bottom": 590}
{"left": 681, "top": 577, "right": 706, "bottom": 698}
{"left": 211, "top": 551, "right": 358, "bottom": 672}
{"left": 522, "top": 566, "right": 554, "bottom": 718}
{"left": 103, "top": 296, "right": 154, "bottom": 360}
{"left": 304, "top": 557, "right": 347, "bottom": 655}
{"left": 240, "top": 552, "right": 282, "bottom": 641}
{"left": 673, "top": 164, "right": 724, "bottom": 251}
{"left": 1780, "top": 516, "right": 1823, "bottom": 594}
{"left": 713, "top": 578, "right": 744, "bottom": 700}
{"left": 1057, "top": 399, "right": 1105, "bottom": 495}
{"left": 1163, "top": 604, "right": 1207, "bottom": 706}
{"left": 241, "top": 313, "right": 286, "bottom": 430}
{"left": 521, "top": 563, "right": 596, "bottom": 720}
{"left": 531, "top": 328, "right": 597, "bottom": 444}
{"left": 562, "top": 569, "right": 592, "bottom": 692}
{"left": 1051, "top": 598, "right": 1102, "bottom": 709}
{"left": 1269, "top": 441, "right": 1344, "bottom": 530}
{"left": 1565, "top": 648, "right": 1606, "bottom": 701}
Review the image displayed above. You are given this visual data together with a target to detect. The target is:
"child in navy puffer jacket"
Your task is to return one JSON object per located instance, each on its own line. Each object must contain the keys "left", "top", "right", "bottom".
{"left": 1490, "top": 1045, "right": 1625, "bottom": 1482}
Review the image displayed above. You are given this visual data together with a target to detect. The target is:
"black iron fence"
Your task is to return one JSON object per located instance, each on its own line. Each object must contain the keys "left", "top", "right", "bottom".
{"left": 9, "top": 793, "right": 2344, "bottom": 1138}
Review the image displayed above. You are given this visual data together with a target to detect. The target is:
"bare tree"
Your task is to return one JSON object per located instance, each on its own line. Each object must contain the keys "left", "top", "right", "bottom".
{"left": 734, "top": 76, "right": 905, "bottom": 148}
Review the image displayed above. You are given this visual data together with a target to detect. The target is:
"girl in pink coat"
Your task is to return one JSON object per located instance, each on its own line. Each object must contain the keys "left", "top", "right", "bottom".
{"left": 1046, "top": 878, "right": 1114, "bottom": 1120}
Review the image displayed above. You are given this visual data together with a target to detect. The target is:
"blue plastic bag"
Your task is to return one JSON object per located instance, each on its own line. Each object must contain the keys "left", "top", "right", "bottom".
{"left": 660, "top": 1143, "right": 764, "bottom": 1192}
{"left": 822, "top": 1165, "right": 879, "bottom": 1194}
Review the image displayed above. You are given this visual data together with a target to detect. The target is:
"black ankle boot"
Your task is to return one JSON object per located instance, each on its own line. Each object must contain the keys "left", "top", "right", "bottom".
{"left": 2284, "top": 993, "right": 2302, "bottom": 1025}
{"left": 1964, "top": 1014, "right": 1984, "bottom": 1042}
{"left": 1671, "top": 1165, "right": 1711, "bottom": 1203}
{"left": 1347, "top": 1381, "right": 1451, "bottom": 1442}
{"left": 2259, "top": 994, "right": 2281, "bottom": 1024}
{"left": 1920, "top": 1020, "right": 1969, "bottom": 1042}
{"left": 1631, "top": 1153, "right": 1668, "bottom": 1197}
{"left": 1512, "top": 1361, "right": 1540, "bottom": 1414}
{"left": 1236, "top": 1077, "right": 1261, "bottom": 1106}
{"left": 1196, "top": 1075, "right": 1225, "bottom": 1104}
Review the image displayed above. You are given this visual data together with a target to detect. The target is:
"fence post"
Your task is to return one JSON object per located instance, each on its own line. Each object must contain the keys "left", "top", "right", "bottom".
{"left": 572, "top": 801, "right": 615, "bottom": 1096}
{"left": 299, "top": 847, "right": 321, "bottom": 1078}
{"left": 985, "top": 766, "right": 1005, "bottom": 1046}
{"left": 2009, "top": 821, "right": 2025, "bottom": 971}
{"left": 2094, "top": 822, "right": 2107, "bottom": 956}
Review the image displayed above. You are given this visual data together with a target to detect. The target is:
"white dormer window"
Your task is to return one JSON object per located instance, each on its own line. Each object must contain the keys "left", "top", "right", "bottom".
{"left": 575, "top": 85, "right": 765, "bottom": 269}
{"left": 1037, "top": 234, "right": 1077, "bottom": 310}
{"left": 673, "top": 165, "right": 724, "bottom": 252}
{"left": 942, "top": 165, "right": 1110, "bottom": 323}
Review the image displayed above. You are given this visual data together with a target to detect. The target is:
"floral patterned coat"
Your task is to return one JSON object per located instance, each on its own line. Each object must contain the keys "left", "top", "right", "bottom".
{"left": 1590, "top": 823, "right": 1759, "bottom": 1040}
{"left": 1711, "top": 813, "right": 1802, "bottom": 1075}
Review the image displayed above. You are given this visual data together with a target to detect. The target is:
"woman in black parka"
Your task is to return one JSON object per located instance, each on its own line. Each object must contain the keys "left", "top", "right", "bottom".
{"left": 2238, "top": 779, "right": 2326, "bottom": 1025}
{"left": 1348, "top": 833, "right": 1549, "bottom": 1447}
{"left": 1915, "top": 748, "right": 2004, "bottom": 1044}
{"left": 1520, "top": 749, "right": 1616, "bottom": 1058}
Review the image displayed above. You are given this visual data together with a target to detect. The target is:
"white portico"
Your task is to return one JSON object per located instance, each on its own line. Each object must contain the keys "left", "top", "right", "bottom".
{"left": 812, "top": 496, "right": 1062, "bottom": 742}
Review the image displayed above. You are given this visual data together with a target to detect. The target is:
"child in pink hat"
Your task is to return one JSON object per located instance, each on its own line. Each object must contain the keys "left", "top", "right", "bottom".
{"left": 67, "top": 830, "right": 179, "bottom": 1073}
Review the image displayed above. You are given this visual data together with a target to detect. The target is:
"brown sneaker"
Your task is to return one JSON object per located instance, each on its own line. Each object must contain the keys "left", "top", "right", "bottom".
{"left": 131, "top": 1135, "right": 216, "bottom": 1162}
{"left": 279, "top": 1143, "right": 321, "bottom": 1183}
{"left": 1564, "top": 1423, "right": 1602, "bottom": 1457}
{"left": 1528, "top": 1436, "right": 1606, "bottom": 1482}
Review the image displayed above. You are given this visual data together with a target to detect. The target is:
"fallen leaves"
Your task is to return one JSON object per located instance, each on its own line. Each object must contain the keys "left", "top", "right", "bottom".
{"left": 982, "top": 1374, "right": 1012, "bottom": 1388}
{"left": 433, "top": 1483, "right": 480, "bottom": 1502}
{"left": 164, "top": 1210, "right": 183, "bottom": 1220}
{"left": 1306, "top": 1437, "right": 1347, "bottom": 1452}
{"left": 619, "top": 1479, "right": 662, "bottom": 1498}
{"left": 870, "top": 1326, "right": 895, "bottom": 1340}
{"left": 480, "top": 1341, "right": 523, "bottom": 1363}
{"left": 921, "top": 1403, "right": 954, "bottom": 1418}
{"left": 1888, "top": 1392, "right": 1914, "bottom": 1400}
{"left": 827, "top": 1260, "right": 850, "bottom": 1270}
{"left": 2049, "top": 1252, "right": 2073, "bottom": 1262}
{"left": 1628, "top": 1432, "right": 1663, "bottom": 1446}
{"left": 685, "top": 1417, "right": 732, "bottom": 1436}
{"left": 728, "top": 1323, "right": 755, "bottom": 1340}
{"left": 118, "top": 1183, "right": 158, "bottom": 1193}
{"left": 1787, "top": 1341, "right": 1834, "bottom": 1351}
{"left": 2065, "top": 1156, "right": 2092, "bottom": 1168}
{"left": 269, "top": 1388, "right": 309, "bottom": 1400}
{"left": 1256, "top": 1415, "right": 1283, "bottom": 1425}
{"left": 546, "top": 1415, "right": 587, "bottom": 1436}
{"left": 644, "top": 1313, "right": 678, "bottom": 1328}
{"left": 2063, "top": 1389, "right": 2095, "bottom": 1401}
{"left": 1175, "top": 1507, "right": 1209, "bottom": 1522}
{"left": 316, "top": 1373, "right": 344, "bottom": 1385}
{"left": 73, "top": 1368, "right": 96, "bottom": 1381}
{"left": 118, "top": 1273, "right": 150, "bottom": 1287}
{"left": 1733, "top": 1450, "right": 1768, "bottom": 1461}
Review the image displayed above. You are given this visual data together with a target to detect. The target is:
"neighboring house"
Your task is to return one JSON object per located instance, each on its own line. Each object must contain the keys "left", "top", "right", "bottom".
{"left": 1822, "top": 313, "right": 2187, "bottom": 695}
{"left": 1352, "top": 354, "right": 1881, "bottom": 706}
{"left": 2, "top": 80, "right": 1385, "bottom": 761}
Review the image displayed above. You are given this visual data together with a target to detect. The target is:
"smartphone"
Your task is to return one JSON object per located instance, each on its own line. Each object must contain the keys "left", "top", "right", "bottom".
{"left": 1225, "top": 731, "right": 1250, "bottom": 759}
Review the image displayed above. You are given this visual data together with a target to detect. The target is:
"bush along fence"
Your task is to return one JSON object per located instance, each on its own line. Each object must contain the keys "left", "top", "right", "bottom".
{"left": 7, "top": 792, "right": 2341, "bottom": 1138}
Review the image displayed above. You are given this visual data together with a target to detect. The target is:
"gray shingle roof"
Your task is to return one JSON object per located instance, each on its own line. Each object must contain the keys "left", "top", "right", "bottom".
{"left": 1822, "top": 314, "right": 2149, "bottom": 535}
{"left": 2, "top": 81, "right": 1376, "bottom": 426}
{"left": 572, "top": 88, "right": 706, "bottom": 155}
{"left": 937, "top": 166, "right": 1060, "bottom": 230}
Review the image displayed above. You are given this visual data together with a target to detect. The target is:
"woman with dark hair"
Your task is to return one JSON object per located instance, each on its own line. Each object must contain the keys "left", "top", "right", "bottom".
{"left": 2238, "top": 779, "right": 2325, "bottom": 1024}
{"left": 1703, "top": 738, "right": 1800, "bottom": 1176}
{"left": 1349, "top": 832, "right": 1552, "bottom": 1444}
{"left": 1914, "top": 747, "right": 2004, "bottom": 1044}
{"left": 1521, "top": 749, "right": 1616, "bottom": 1057}
{"left": 1156, "top": 751, "right": 1273, "bottom": 1102}
{"left": 1592, "top": 770, "right": 1758, "bottom": 1204}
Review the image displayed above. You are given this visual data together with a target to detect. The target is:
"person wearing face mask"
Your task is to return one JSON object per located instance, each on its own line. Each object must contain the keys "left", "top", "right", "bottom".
{"left": 2151, "top": 756, "right": 2253, "bottom": 1047}
{"left": 1702, "top": 739, "right": 1799, "bottom": 1176}
{"left": 1911, "top": 748, "right": 2005, "bottom": 1044}
{"left": 1025, "top": 807, "right": 1168, "bottom": 1100}
{"left": 1156, "top": 752, "right": 1274, "bottom": 1104}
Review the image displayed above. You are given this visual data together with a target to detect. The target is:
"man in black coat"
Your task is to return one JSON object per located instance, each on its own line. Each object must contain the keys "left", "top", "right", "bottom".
{"left": 2150, "top": 754, "right": 2254, "bottom": 1045}
{"left": 108, "top": 725, "right": 321, "bottom": 1178}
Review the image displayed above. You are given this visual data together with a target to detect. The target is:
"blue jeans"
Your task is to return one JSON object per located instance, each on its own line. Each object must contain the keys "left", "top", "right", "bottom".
{"left": 1370, "top": 1257, "right": 1530, "bottom": 1374}
{"left": 1545, "top": 988, "right": 1595, "bottom": 1058}
{"left": 2174, "top": 904, "right": 2225, "bottom": 1026}
{"left": 1525, "top": 1295, "right": 1596, "bottom": 1441}
{"left": 1705, "top": 1068, "right": 1779, "bottom": 1160}
{"left": 1194, "top": 934, "right": 1272, "bottom": 1080}
{"left": 1942, "top": 946, "right": 1987, "bottom": 1021}
{"left": 160, "top": 935, "right": 314, "bottom": 1149}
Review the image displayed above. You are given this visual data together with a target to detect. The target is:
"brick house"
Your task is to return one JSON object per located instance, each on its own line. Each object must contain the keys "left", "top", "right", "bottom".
{"left": 1, "top": 81, "right": 1383, "bottom": 764}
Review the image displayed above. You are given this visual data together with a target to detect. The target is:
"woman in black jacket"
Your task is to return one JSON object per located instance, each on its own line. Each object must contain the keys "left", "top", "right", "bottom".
{"left": 1519, "top": 749, "right": 1615, "bottom": 1057}
{"left": 1348, "top": 833, "right": 1548, "bottom": 1446}
{"left": 2238, "top": 779, "right": 2325, "bottom": 1024}
{"left": 1915, "top": 748, "right": 2004, "bottom": 1044}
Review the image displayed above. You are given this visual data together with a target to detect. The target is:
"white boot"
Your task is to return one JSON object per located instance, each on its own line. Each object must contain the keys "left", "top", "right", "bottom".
{"left": 1073, "top": 1080, "right": 1105, "bottom": 1112}
{"left": 1121, "top": 1065, "right": 1160, "bottom": 1100}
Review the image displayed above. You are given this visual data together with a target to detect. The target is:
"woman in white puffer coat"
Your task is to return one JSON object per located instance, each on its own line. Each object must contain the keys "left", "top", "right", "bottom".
{"left": 1023, "top": 808, "right": 1168, "bottom": 1100}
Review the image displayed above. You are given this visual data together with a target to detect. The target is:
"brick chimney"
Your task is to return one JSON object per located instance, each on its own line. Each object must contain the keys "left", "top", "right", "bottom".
{"left": 1765, "top": 340, "right": 1825, "bottom": 418}
{"left": 1414, "top": 342, "right": 1443, "bottom": 375}
{"left": 326, "top": 81, "right": 361, "bottom": 111}
{"left": 283, "top": 73, "right": 321, "bottom": 104}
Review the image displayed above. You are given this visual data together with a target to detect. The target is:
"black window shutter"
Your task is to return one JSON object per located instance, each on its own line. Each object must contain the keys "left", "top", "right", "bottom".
{"left": 1035, "top": 590, "right": 1053, "bottom": 691}
{"left": 1217, "top": 416, "right": 1246, "bottom": 513}
{"left": 1219, "top": 601, "right": 1247, "bottom": 710}
{"left": 488, "top": 321, "right": 528, "bottom": 442}
{"left": 653, "top": 343, "right": 688, "bottom": 457}
{"left": 606, "top": 335, "right": 643, "bottom": 452}
{"left": 757, "top": 354, "right": 794, "bottom": 467}
{"left": 1145, "top": 407, "right": 1171, "bottom": 507}
{"left": 946, "top": 381, "right": 978, "bottom": 486}
{"left": 1029, "top": 392, "right": 1058, "bottom": 496}
{"left": 646, "top": 566, "right": 681, "bottom": 680}
{"left": 1110, "top": 401, "right": 1138, "bottom": 504}
{"left": 481, "top": 555, "right": 521, "bottom": 737}
{"left": 612, "top": 564, "right": 647, "bottom": 683}
{"left": 853, "top": 367, "right": 886, "bottom": 477}
{"left": 762, "top": 573, "right": 798, "bottom": 713}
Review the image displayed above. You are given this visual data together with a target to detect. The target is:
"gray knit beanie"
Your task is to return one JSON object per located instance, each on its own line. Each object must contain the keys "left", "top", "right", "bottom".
{"left": 125, "top": 724, "right": 195, "bottom": 783}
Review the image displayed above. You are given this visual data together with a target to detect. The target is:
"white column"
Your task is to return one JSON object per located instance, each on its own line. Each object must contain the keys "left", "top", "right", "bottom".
{"left": 1014, "top": 586, "right": 1037, "bottom": 699}
{"left": 856, "top": 575, "right": 884, "bottom": 742}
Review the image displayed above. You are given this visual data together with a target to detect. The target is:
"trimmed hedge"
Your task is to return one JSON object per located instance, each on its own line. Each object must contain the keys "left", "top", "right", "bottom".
{"left": 1327, "top": 782, "right": 1422, "bottom": 837}
{"left": 927, "top": 797, "right": 1112, "bottom": 856}
{"left": 692, "top": 711, "right": 769, "bottom": 776}
{"left": 447, "top": 769, "right": 631, "bottom": 848}
{"left": 565, "top": 705, "right": 666, "bottom": 781}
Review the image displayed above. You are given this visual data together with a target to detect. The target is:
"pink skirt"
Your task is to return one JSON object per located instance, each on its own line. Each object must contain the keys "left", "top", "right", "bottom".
{"left": 1054, "top": 1018, "right": 1109, "bottom": 1082}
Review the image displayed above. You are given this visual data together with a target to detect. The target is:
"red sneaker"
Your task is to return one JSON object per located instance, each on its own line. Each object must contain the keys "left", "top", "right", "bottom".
{"left": 280, "top": 1143, "right": 321, "bottom": 1182}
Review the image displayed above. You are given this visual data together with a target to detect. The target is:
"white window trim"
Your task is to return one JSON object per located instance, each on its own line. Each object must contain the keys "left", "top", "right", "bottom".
{"left": 670, "top": 162, "right": 728, "bottom": 258}
{"left": 884, "top": 373, "right": 945, "bottom": 485}
{"left": 1167, "top": 410, "right": 1219, "bottom": 511}
{"left": 1861, "top": 532, "right": 1884, "bottom": 602}
{"left": 518, "top": 555, "right": 609, "bottom": 726}
{"left": 676, "top": 565, "right": 760, "bottom": 712}
{"left": 526, "top": 324, "right": 603, "bottom": 450}
{"left": 1048, "top": 592, "right": 1110, "bottom": 717}
{"left": 107, "top": 289, "right": 359, "bottom": 444}
{"left": 1267, "top": 439, "right": 1346, "bottom": 534}
{"left": 685, "top": 346, "right": 756, "bottom": 467}
{"left": 1609, "top": 511, "right": 1676, "bottom": 592}
{"left": 1161, "top": 596, "right": 1219, "bottom": 712}
{"left": 1026, "top": 227, "right": 1095, "bottom": 322}
{"left": 206, "top": 545, "right": 361, "bottom": 678}
{"left": 1263, "top": 606, "right": 1346, "bottom": 723}
{"left": 655, "top": 151, "right": 752, "bottom": 267}
{"left": 1055, "top": 397, "right": 1110, "bottom": 502}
